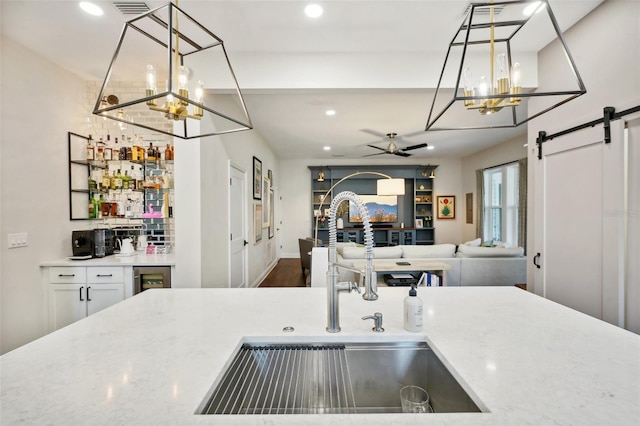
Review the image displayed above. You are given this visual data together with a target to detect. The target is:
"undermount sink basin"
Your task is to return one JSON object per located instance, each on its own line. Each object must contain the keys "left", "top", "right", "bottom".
{"left": 197, "top": 341, "right": 482, "bottom": 415}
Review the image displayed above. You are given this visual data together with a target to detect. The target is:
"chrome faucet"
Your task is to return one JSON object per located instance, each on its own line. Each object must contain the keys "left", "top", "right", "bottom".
{"left": 326, "top": 191, "right": 377, "bottom": 333}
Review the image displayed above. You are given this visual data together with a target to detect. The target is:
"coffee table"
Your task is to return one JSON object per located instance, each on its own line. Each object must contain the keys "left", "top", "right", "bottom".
{"left": 351, "top": 260, "right": 452, "bottom": 286}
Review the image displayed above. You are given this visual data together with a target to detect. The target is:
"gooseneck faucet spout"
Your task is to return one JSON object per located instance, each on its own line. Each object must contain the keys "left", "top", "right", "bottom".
{"left": 326, "top": 191, "right": 377, "bottom": 333}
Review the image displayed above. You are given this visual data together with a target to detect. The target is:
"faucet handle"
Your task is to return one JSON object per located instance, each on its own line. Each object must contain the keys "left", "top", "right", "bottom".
{"left": 349, "top": 282, "right": 361, "bottom": 294}
{"left": 362, "top": 312, "right": 384, "bottom": 332}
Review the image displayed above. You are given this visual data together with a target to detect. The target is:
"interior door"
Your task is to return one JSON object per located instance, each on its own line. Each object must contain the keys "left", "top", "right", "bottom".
{"left": 532, "top": 120, "right": 627, "bottom": 323}
{"left": 229, "top": 165, "right": 247, "bottom": 288}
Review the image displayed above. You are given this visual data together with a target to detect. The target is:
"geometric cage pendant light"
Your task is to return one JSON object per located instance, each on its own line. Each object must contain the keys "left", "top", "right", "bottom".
{"left": 93, "top": 1, "right": 252, "bottom": 139}
{"left": 425, "top": 0, "right": 586, "bottom": 131}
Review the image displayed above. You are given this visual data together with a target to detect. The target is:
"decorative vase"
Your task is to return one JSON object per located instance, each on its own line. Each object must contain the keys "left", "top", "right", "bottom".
{"left": 337, "top": 217, "right": 344, "bottom": 229}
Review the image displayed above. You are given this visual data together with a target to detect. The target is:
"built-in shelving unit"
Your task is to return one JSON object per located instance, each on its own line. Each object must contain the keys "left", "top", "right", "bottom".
{"left": 308, "top": 165, "right": 437, "bottom": 246}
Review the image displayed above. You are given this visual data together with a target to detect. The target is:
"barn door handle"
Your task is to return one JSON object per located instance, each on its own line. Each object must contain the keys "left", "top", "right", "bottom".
{"left": 533, "top": 253, "right": 541, "bottom": 269}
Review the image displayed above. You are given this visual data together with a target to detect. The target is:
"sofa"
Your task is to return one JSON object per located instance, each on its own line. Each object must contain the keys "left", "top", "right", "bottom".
{"left": 330, "top": 240, "right": 526, "bottom": 287}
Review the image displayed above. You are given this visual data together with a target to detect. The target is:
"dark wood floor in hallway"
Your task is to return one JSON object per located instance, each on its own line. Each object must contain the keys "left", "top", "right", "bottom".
{"left": 259, "top": 258, "right": 306, "bottom": 287}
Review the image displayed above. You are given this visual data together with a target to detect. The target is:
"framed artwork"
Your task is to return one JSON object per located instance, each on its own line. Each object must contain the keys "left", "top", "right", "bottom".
{"left": 254, "top": 204, "right": 263, "bottom": 243}
{"left": 415, "top": 218, "right": 424, "bottom": 228}
{"left": 437, "top": 195, "right": 456, "bottom": 219}
{"left": 466, "top": 192, "right": 473, "bottom": 224}
{"left": 253, "top": 156, "right": 262, "bottom": 200}
{"left": 262, "top": 176, "right": 270, "bottom": 227}
{"left": 268, "top": 189, "right": 275, "bottom": 239}
{"left": 268, "top": 169, "right": 273, "bottom": 187}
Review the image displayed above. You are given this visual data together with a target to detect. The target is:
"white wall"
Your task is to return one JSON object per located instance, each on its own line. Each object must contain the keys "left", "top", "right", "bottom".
{"left": 174, "top": 94, "right": 279, "bottom": 289}
{"left": 278, "top": 156, "right": 463, "bottom": 257}
{"left": 460, "top": 136, "right": 528, "bottom": 243}
{"left": 1, "top": 37, "right": 86, "bottom": 354}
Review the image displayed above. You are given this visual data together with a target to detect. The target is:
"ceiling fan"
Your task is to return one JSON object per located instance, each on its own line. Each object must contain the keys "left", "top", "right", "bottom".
{"left": 364, "top": 132, "right": 428, "bottom": 157}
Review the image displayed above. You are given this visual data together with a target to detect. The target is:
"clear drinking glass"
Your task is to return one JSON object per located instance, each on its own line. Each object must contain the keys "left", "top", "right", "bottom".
{"left": 400, "top": 385, "right": 432, "bottom": 413}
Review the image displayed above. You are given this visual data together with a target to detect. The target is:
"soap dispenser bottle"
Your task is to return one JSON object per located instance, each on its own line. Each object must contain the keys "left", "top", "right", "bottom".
{"left": 403, "top": 285, "right": 423, "bottom": 332}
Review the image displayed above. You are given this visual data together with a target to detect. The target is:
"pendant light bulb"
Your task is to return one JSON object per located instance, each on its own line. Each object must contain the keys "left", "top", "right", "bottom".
{"left": 462, "top": 67, "right": 474, "bottom": 91}
{"left": 511, "top": 62, "right": 521, "bottom": 87}
{"left": 478, "top": 76, "right": 488, "bottom": 97}
{"left": 146, "top": 65, "right": 157, "bottom": 91}
{"left": 195, "top": 80, "right": 204, "bottom": 104}
{"left": 178, "top": 66, "right": 188, "bottom": 91}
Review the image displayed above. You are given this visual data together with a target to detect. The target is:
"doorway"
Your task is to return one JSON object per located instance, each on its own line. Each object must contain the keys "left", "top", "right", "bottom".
{"left": 229, "top": 164, "right": 247, "bottom": 288}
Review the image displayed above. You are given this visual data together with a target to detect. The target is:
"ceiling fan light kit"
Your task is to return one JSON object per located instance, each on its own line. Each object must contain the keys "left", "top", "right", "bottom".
{"left": 425, "top": 0, "right": 586, "bottom": 131}
{"left": 93, "top": 0, "right": 252, "bottom": 139}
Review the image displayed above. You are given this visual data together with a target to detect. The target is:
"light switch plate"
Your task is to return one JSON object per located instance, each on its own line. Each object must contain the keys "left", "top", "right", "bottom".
{"left": 8, "top": 233, "right": 28, "bottom": 249}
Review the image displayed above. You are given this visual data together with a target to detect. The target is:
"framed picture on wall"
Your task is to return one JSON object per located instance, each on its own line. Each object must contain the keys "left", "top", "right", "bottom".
{"left": 262, "top": 177, "right": 270, "bottom": 227}
{"left": 253, "top": 156, "right": 262, "bottom": 200}
{"left": 254, "top": 204, "right": 262, "bottom": 243}
{"left": 437, "top": 195, "right": 456, "bottom": 219}
{"left": 268, "top": 189, "right": 275, "bottom": 239}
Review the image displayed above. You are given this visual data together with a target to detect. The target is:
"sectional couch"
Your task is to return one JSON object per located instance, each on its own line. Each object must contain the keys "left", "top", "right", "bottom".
{"left": 331, "top": 241, "right": 526, "bottom": 287}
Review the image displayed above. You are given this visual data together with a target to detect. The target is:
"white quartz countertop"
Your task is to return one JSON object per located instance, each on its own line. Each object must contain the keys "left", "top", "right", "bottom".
{"left": 1, "top": 287, "right": 639, "bottom": 425}
{"left": 39, "top": 253, "right": 175, "bottom": 267}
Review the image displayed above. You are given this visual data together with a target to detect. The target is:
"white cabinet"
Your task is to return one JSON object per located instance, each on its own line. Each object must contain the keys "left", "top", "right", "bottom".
{"left": 47, "top": 266, "right": 125, "bottom": 331}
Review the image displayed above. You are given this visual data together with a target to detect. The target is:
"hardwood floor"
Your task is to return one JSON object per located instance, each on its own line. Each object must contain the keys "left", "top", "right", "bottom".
{"left": 259, "top": 258, "right": 306, "bottom": 287}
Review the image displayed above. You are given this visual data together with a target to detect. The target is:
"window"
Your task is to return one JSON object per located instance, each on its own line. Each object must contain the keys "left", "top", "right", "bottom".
{"left": 483, "top": 162, "right": 519, "bottom": 245}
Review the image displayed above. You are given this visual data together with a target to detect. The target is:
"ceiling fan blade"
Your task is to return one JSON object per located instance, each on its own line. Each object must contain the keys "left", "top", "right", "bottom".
{"left": 401, "top": 129, "right": 427, "bottom": 138}
{"left": 394, "top": 151, "right": 412, "bottom": 157}
{"left": 402, "top": 143, "right": 428, "bottom": 151}
{"left": 360, "top": 129, "right": 387, "bottom": 138}
{"left": 367, "top": 144, "right": 388, "bottom": 152}
{"left": 363, "top": 152, "right": 387, "bottom": 157}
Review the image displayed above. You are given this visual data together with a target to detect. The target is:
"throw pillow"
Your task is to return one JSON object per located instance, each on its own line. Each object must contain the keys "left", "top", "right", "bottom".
{"left": 464, "top": 238, "right": 481, "bottom": 246}
{"left": 481, "top": 240, "right": 494, "bottom": 247}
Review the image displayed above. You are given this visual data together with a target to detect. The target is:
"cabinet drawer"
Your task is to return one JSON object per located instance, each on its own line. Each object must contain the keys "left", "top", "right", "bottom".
{"left": 87, "top": 267, "right": 124, "bottom": 283}
{"left": 48, "top": 267, "right": 87, "bottom": 283}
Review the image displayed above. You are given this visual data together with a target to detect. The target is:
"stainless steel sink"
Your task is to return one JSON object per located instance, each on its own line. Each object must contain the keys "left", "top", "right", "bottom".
{"left": 198, "top": 341, "right": 482, "bottom": 415}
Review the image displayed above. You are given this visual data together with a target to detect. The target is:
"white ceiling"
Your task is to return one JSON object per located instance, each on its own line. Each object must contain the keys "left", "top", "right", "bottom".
{"left": 1, "top": 0, "right": 603, "bottom": 159}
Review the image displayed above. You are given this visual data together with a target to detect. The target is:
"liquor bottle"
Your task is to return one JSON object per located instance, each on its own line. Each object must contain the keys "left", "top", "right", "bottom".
{"left": 101, "top": 169, "right": 111, "bottom": 190}
{"left": 147, "top": 142, "right": 156, "bottom": 162}
{"left": 96, "top": 138, "right": 105, "bottom": 161}
{"left": 115, "top": 169, "right": 123, "bottom": 190}
{"left": 164, "top": 144, "right": 173, "bottom": 161}
{"left": 88, "top": 197, "right": 96, "bottom": 219}
{"left": 125, "top": 136, "right": 132, "bottom": 160}
{"left": 95, "top": 195, "right": 102, "bottom": 219}
{"left": 129, "top": 165, "right": 137, "bottom": 190}
{"left": 86, "top": 136, "right": 95, "bottom": 160}
{"left": 123, "top": 170, "right": 130, "bottom": 190}
{"left": 110, "top": 170, "right": 118, "bottom": 190}
{"left": 104, "top": 146, "right": 112, "bottom": 161}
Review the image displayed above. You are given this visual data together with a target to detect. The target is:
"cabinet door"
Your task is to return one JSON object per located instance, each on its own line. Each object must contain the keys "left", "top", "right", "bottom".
{"left": 86, "top": 284, "right": 125, "bottom": 316}
{"left": 49, "top": 284, "right": 86, "bottom": 331}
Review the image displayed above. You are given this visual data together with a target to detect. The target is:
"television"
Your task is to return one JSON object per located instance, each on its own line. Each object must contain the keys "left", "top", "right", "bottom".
{"left": 349, "top": 195, "right": 398, "bottom": 223}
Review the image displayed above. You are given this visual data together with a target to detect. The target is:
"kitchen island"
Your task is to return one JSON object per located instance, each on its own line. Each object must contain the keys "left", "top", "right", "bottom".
{"left": 1, "top": 287, "right": 638, "bottom": 425}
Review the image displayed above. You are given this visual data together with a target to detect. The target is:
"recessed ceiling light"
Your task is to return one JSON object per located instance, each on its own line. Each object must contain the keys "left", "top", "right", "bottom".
{"left": 305, "top": 4, "right": 323, "bottom": 18}
{"left": 323, "top": 146, "right": 331, "bottom": 151}
{"left": 325, "top": 109, "right": 336, "bottom": 116}
{"left": 427, "top": 146, "right": 435, "bottom": 150}
{"left": 523, "top": 1, "right": 545, "bottom": 16}
{"left": 79, "top": 2, "right": 104, "bottom": 16}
